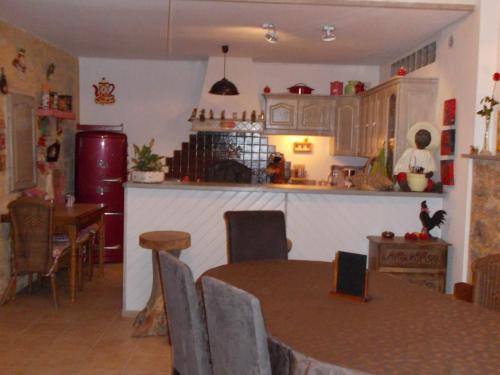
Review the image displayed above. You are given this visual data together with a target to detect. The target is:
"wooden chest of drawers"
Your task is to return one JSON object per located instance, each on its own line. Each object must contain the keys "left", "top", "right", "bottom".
{"left": 367, "top": 236, "right": 450, "bottom": 293}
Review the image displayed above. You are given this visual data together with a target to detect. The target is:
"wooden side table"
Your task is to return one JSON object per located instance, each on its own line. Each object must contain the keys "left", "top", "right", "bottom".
{"left": 132, "top": 231, "right": 190, "bottom": 337}
{"left": 367, "top": 236, "right": 449, "bottom": 293}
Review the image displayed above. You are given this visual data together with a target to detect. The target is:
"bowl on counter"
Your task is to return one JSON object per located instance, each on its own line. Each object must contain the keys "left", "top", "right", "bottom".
{"left": 407, "top": 173, "right": 427, "bottom": 192}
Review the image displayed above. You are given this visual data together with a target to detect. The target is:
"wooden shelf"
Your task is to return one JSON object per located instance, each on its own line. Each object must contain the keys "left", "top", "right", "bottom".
{"left": 36, "top": 109, "right": 76, "bottom": 120}
{"left": 462, "top": 153, "right": 500, "bottom": 162}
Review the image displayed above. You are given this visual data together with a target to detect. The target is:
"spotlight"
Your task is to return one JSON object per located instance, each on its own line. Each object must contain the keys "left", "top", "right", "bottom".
{"left": 262, "top": 23, "right": 278, "bottom": 43}
{"left": 322, "top": 25, "right": 336, "bottom": 42}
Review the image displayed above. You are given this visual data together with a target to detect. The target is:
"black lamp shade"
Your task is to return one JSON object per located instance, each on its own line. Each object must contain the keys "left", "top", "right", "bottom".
{"left": 209, "top": 77, "right": 239, "bottom": 96}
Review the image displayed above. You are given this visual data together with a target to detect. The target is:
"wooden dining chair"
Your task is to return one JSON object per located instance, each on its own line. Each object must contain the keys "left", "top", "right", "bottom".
{"left": 5, "top": 197, "right": 71, "bottom": 308}
{"left": 224, "top": 210, "right": 290, "bottom": 264}
{"left": 454, "top": 254, "right": 500, "bottom": 312}
{"left": 158, "top": 251, "right": 212, "bottom": 375}
{"left": 201, "top": 276, "right": 272, "bottom": 375}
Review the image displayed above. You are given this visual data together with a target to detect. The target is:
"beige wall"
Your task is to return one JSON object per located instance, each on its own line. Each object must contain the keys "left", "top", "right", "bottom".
{"left": 0, "top": 20, "right": 79, "bottom": 299}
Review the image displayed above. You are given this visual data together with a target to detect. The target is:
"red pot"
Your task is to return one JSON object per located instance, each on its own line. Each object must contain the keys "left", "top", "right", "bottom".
{"left": 287, "top": 83, "right": 314, "bottom": 95}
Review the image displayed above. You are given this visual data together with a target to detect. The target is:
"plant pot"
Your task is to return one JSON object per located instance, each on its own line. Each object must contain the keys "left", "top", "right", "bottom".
{"left": 407, "top": 173, "right": 427, "bottom": 192}
{"left": 131, "top": 171, "right": 164, "bottom": 183}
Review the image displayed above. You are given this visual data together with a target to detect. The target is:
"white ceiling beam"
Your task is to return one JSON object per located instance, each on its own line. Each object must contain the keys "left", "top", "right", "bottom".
{"left": 192, "top": 0, "right": 475, "bottom": 11}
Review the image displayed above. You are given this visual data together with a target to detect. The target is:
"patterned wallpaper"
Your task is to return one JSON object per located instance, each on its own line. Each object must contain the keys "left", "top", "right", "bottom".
{"left": 0, "top": 20, "right": 79, "bottom": 300}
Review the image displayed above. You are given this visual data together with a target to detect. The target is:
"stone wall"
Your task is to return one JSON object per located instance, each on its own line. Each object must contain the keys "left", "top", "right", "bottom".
{"left": 469, "top": 158, "right": 500, "bottom": 272}
{"left": 0, "top": 20, "right": 79, "bottom": 299}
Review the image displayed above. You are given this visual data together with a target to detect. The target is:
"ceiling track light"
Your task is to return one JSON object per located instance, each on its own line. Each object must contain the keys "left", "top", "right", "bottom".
{"left": 322, "top": 25, "right": 336, "bottom": 42}
{"left": 262, "top": 23, "right": 278, "bottom": 44}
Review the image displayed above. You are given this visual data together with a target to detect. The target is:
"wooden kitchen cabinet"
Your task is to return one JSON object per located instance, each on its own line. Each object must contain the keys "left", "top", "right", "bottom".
{"left": 297, "top": 98, "right": 332, "bottom": 133}
{"left": 358, "top": 77, "right": 437, "bottom": 164}
{"left": 332, "top": 96, "right": 360, "bottom": 155}
{"left": 264, "top": 94, "right": 333, "bottom": 135}
{"left": 367, "top": 236, "right": 449, "bottom": 293}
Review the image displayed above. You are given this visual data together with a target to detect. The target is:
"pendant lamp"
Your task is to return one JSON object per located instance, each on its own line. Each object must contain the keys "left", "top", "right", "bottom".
{"left": 209, "top": 45, "right": 239, "bottom": 96}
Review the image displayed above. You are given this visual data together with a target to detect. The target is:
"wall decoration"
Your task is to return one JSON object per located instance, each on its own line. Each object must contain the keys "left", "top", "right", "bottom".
{"left": 443, "top": 99, "right": 456, "bottom": 126}
{"left": 93, "top": 77, "right": 115, "bottom": 105}
{"left": 440, "top": 129, "right": 456, "bottom": 155}
{"left": 0, "top": 68, "right": 8, "bottom": 94}
{"left": 12, "top": 48, "right": 27, "bottom": 73}
{"left": 46, "top": 63, "right": 55, "bottom": 81}
{"left": 0, "top": 133, "right": 5, "bottom": 150}
{"left": 293, "top": 138, "right": 313, "bottom": 153}
{"left": 46, "top": 141, "right": 60, "bottom": 162}
{"left": 0, "top": 154, "right": 6, "bottom": 172}
{"left": 440, "top": 160, "right": 455, "bottom": 186}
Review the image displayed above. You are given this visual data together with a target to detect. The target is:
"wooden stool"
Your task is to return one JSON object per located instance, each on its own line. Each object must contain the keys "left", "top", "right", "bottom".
{"left": 132, "top": 230, "right": 191, "bottom": 337}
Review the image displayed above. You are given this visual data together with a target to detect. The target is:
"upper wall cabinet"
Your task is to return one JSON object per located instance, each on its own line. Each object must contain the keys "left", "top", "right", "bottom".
{"left": 357, "top": 77, "right": 438, "bottom": 166}
{"left": 332, "top": 96, "right": 360, "bottom": 156}
{"left": 264, "top": 94, "right": 333, "bottom": 135}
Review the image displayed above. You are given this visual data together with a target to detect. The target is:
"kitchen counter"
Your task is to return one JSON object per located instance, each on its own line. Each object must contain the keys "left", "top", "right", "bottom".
{"left": 123, "top": 180, "right": 447, "bottom": 314}
{"left": 124, "top": 181, "right": 444, "bottom": 197}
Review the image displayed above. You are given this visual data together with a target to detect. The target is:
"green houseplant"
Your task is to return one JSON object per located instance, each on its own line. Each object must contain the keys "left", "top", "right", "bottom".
{"left": 131, "top": 139, "right": 165, "bottom": 183}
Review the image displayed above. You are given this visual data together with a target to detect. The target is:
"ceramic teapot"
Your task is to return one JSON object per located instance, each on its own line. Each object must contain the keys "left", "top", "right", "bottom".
{"left": 93, "top": 77, "right": 115, "bottom": 104}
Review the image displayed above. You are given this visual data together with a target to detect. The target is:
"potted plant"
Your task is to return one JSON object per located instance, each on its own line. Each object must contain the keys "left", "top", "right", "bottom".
{"left": 131, "top": 139, "right": 165, "bottom": 183}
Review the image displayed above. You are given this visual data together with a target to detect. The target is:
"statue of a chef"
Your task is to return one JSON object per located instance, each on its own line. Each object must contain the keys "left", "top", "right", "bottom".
{"left": 394, "top": 122, "right": 442, "bottom": 192}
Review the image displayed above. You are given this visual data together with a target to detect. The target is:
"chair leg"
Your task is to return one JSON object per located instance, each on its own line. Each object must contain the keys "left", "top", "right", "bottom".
{"left": 78, "top": 243, "right": 84, "bottom": 291}
{"left": 0, "top": 276, "right": 16, "bottom": 305}
{"left": 50, "top": 274, "right": 58, "bottom": 309}
{"left": 28, "top": 273, "right": 33, "bottom": 295}
{"left": 87, "top": 234, "right": 95, "bottom": 282}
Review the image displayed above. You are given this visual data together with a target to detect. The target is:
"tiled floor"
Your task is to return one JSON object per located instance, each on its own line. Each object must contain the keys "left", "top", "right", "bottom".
{"left": 0, "top": 264, "right": 172, "bottom": 375}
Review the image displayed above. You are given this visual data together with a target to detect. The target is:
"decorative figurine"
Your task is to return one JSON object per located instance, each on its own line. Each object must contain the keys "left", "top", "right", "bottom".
{"left": 394, "top": 122, "right": 442, "bottom": 192}
{"left": 419, "top": 200, "right": 446, "bottom": 238}
{"left": 259, "top": 110, "right": 265, "bottom": 121}
{"left": 12, "top": 48, "right": 27, "bottom": 73}
{"left": 199, "top": 109, "right": 206, "bottom": 122}
{"left": 251, "top": 110, "right": 257, "bottom": 122}
{"left": 242, "top": 111, "right": 246, "bottom": 121}
{"left": 46, "top": 63, "right": 55, "bottom": 81}
{"left": 189, "top": 108, "right": 198, "bottom": 121}
{"left": 220, "top": 110, "right": 225, "bottom": 120}
{"left": 209, "top": 109, "right": 214, "bottom": 120}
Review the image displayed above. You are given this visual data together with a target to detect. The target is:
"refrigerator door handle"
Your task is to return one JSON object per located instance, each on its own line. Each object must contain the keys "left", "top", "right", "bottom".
{"left": 104, "top": 212, "right": 124, "bottom": 216}
{"left": 104, "top": 245, "right": 121, "bottom": 250}
{"left": 102, "top": 177, "right": 122, "bottom": 183}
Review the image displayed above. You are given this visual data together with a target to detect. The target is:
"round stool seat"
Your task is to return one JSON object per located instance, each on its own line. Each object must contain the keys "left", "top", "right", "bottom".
{"left": 132, "top": 230, "right": 191, "bottom": 338}
{"left": 139, "top": 231, "right": 190, "bottom": 251}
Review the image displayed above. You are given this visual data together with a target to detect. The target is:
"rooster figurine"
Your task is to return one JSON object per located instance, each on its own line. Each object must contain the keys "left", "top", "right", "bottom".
{"left": 419, "top": 200, "right": 446, "bottom": 237}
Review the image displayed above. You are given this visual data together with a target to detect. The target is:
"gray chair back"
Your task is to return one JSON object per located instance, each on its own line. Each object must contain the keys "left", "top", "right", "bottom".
{"left": 224, "top": 210, "right": 288, "bottom": 264}
{"left": 159, "top": 252, "right": 212, "bottom": 375}
{"left": 201, "top": 276, "right": 272, "bottom": 375}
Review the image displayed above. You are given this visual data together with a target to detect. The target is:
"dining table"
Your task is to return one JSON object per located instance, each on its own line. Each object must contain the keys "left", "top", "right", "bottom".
{"left": 203, "top": 260, "right": 500, "bottom": 375}
{"left": 2, "top": 203, "right": 106, "bottom": 302}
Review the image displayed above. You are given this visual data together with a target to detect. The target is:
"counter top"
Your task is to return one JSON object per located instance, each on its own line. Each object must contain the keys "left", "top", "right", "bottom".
{"left": 124, "top": 181, "right": 444, "bottom": 197}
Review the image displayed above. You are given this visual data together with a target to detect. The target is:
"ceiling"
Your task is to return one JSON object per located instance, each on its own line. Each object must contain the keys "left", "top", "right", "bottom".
{"left": 0, "top": 0, "right": 472, "bottom": 64}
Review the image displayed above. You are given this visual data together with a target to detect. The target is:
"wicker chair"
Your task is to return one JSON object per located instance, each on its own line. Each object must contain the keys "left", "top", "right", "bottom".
{"left": 5, "top": 197, "right": 71, "bottom": 308}
{"left": 453, "top": 254, "right": 500, "bottom": 312}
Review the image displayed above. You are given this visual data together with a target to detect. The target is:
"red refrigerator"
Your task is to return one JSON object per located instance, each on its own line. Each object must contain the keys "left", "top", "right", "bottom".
{"left": 75, "top": 131, "right": 127, "bottom": 263}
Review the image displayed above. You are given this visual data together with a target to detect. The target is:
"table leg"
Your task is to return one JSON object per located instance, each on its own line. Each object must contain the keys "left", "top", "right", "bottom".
{"left": 132, "top": 251, "right": 168, "bottom": 337}
{"left": 68, "top": 225, "right": 78, "bottom": 303}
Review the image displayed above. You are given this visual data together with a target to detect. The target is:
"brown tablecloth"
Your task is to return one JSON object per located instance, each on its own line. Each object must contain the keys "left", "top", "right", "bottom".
{"left": 204, "top": 260, "right": 500, "bottom": 375}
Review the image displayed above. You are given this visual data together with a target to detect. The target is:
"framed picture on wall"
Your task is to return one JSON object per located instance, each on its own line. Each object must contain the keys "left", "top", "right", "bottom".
{"left": 443, "top": 99, "right": 456, "bottom": 126}
{"left": 440, "top": 129, "right": 456, "bottom": 156}
{"left": 441, "top": 160, "right": 455, "bottom": 186}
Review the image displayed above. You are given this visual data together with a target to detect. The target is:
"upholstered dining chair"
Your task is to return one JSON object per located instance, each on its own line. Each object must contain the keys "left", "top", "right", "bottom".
{"left": 454, "top": 254, "right": 500, "bottom": 312}
{"left": 201, "top": 276, "right": 272, "bottom": 375}
{"left": 5, "top": 197, "right": 71, "bottom": 308}
{"left": 224, "top": 210, "right": 290, "bottom": 264}
{"left": 158, "top": 251, "right": 212, "bottom": 375}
